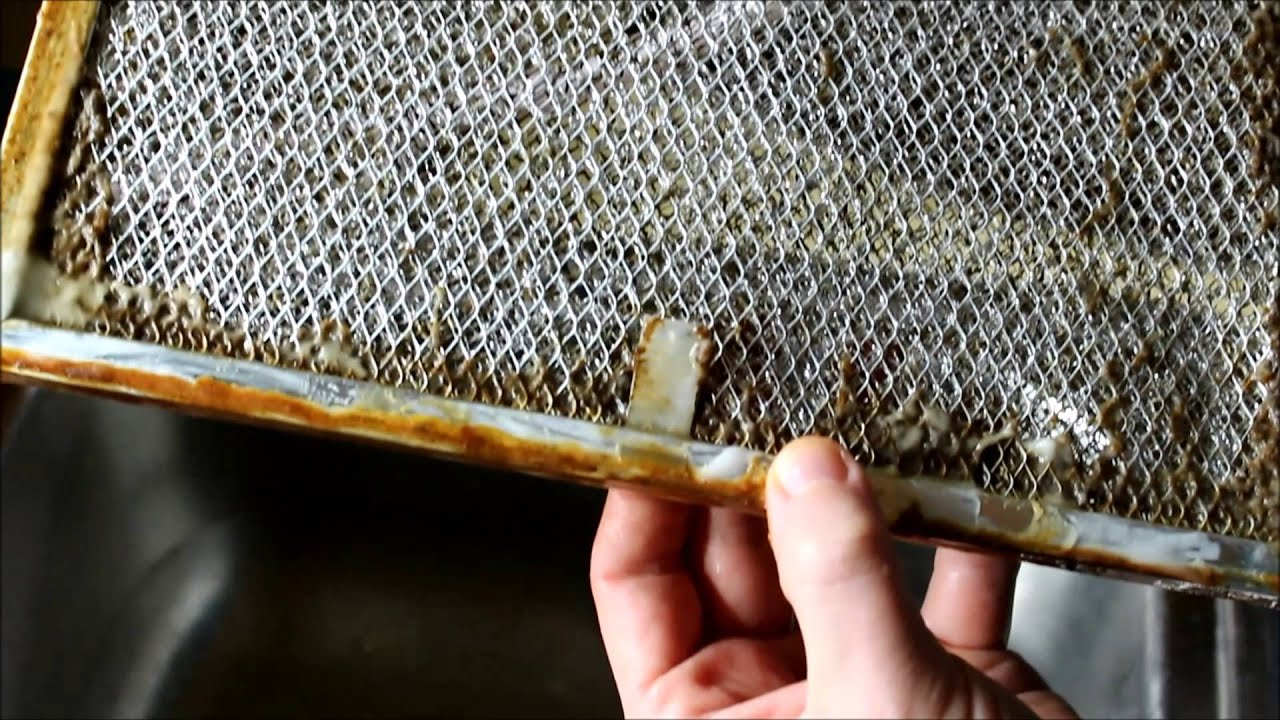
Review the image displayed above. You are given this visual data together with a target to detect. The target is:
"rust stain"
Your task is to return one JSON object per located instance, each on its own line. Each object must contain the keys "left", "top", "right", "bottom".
{"left": 628, "top": 317, "right": 712, "bottom": 434}
{"left": 628, "top": 316, "right": 669, "bottom": 421}
{"left": 693, "top": 324, "right": 712, "bottom": 366}
{"left": 2, "top": 346, "right": 1275, "bottom": 604}
{"left": 2, "top": 0, "right": 100, "bottom": 253}
{"left": 638, "top": 316, "right": 662, "bottom": 346}
{"left": 0, "top": 344, "right": 769, "bottom": 511}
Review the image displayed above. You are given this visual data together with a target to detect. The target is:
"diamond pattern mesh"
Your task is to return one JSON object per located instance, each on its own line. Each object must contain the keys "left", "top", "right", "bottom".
{"left": 40, "top": 0, "right": 1280, "bottom": 541}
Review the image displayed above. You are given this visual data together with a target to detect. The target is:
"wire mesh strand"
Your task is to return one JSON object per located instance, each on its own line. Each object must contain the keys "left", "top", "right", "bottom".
{"left": 42, "top": 0, "right": 1280, "bottom": 542}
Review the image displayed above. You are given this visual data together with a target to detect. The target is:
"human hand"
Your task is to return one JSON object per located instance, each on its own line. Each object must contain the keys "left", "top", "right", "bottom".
{"left": 590, "top": 436, "right": 1077, "bottom": 719}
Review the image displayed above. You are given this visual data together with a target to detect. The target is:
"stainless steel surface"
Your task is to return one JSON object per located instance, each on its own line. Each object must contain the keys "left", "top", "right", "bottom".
{"left": 26, "top": 0, "right": 1280, "bottom": 547}
{"left": 1010, "top": 565, "right": 1280, "bottom": 720}
{"left": 3, "top": 389, "right": 1277, "bottom": 718}
{"left": 0, "top": 389, "right": 621, "bottom": 718}
{"left": 1008, "top": 565, "right": 1279, "bottom": 720}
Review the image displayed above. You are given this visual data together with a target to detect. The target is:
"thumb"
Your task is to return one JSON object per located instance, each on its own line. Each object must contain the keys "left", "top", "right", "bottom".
{"left": 765, "top": 437, "right": 945, "bottom": 711}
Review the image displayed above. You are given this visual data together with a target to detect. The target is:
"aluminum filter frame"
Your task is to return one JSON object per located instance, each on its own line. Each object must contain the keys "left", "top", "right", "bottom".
{"left": 1, "top": 1, "right": 1277, "bottom": 606}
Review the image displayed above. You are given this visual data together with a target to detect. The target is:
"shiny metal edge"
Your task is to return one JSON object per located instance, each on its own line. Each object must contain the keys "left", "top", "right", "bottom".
{"left": 3, "top": 320, "right": 1276, "bottom": 607}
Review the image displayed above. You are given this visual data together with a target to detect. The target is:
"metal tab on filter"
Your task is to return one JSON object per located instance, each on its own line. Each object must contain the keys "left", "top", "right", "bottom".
{"left": 1, "top": 250, "right": 31, "bottom": 320}
{"left": 626, "top": 317, "right": 713, "bottom": 437}
{"left": 3, "top": 0, "right": 1277, "bottom": 605}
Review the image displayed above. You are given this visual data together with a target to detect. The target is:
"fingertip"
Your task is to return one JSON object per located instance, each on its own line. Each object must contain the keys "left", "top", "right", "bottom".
{"left": 764, "top": 436, "right": 937, "bottom": 692}
{"left": 765, "top": 437, "right": 889, "bottom": 589}
{"left": 923, "top": 547, "right": 1021, "bottom": 650}
{"left": 766, "top": 436, "right": 858, "bottom": 499}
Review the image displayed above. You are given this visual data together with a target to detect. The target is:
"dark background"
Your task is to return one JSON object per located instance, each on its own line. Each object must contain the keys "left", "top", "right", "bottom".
{"left": 0, "top": 3, "right": 40, "bottom": 114}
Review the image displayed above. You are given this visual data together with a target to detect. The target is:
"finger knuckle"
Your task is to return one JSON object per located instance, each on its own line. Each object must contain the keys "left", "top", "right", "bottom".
{"left": 641, "top": 676, "right": 702, "bottom": 719}
{"left": 787, "top": 520, "right": 891, "bottom": 588}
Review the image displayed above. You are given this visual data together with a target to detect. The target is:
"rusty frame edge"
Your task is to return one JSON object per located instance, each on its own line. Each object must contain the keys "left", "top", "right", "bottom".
{"left": 3, "top": 320, "right": 1276, "bottom": 607}
{"left": 1, "top": 0, "right": 100, "bottom": 319}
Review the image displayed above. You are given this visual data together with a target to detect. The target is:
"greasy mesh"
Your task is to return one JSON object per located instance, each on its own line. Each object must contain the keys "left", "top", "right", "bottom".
{"left": 43, "top": 0, "right": 1280, "bottom": 541}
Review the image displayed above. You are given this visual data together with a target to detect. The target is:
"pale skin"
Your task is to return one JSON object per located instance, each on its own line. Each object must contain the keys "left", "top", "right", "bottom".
{"left": 590, "top": 436, "right": 1079, "bottom": 719}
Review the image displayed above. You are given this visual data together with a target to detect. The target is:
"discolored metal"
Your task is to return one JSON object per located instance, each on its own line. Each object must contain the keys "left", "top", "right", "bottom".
{"left": 4, "top": 1, "right": 1279, "bottom": 597}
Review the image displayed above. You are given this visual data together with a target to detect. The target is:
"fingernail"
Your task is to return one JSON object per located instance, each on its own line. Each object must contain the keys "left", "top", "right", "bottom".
{"left": 838, "top": 447, "right": 871, "bottom": 497}
{"left": 772, "top": 458, "right": 825, "bottom": 495}
{"left": 769, "top": 437, "right": 856, "bottom": 496}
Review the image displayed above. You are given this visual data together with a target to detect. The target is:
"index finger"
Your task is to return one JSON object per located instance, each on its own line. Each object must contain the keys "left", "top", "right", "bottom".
{"left": 921, "top": 547, "right": 1020, "bottom": 650}
{"left": 589, "top": 488, "right": 703, "bottom": 710}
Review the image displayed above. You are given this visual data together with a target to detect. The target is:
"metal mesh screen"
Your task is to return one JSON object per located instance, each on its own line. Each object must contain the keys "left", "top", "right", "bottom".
{"left": 40, "top": 0, "right": 1280, "bottom": 542}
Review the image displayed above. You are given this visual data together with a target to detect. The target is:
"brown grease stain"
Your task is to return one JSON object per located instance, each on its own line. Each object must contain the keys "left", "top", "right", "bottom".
{"left": 4, "top": 346, "right": 1275, "bottom": 602}
{"left": 1, "top": 344, "right": 768, "bottom": 511}
{"left": 628, "top": 317, "right": 712, "bottom": 432}
{"left": 1119, "top": 39, "right": 1174, "bottom": 141}
{"left": 1, "top": 0, "right": 100, "bottom": 253}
